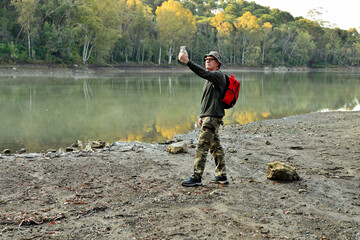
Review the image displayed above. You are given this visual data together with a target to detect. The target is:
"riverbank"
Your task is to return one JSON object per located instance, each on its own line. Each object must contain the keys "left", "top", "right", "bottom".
{"left": 1, "top": 63, "right": 360, "bottom": 77}
{"left": 1, "top": 111, "right": 359, "bottom": 239}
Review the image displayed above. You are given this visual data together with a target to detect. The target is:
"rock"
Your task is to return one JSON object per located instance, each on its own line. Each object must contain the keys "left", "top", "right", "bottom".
{"left": 290, "top": 146, "right": 304, "bottom": 150}
{"left": 71, "top": 140, "right": 83, "bottom": 148}
{"left": 264, "top": 66, "right": 271, "bottom": 72}
{"left": 3, "top": 149, "right": 11, "bottom": 155}
{"left": 228, "top": 148, "right": 237, "bottom": 153}
{"left": 66, "top": 147, "right": 75, "bottom": 152}
{"left": 210, "top": 190, "right": 226, "bottom": 196}
{"left": 167, "top": 142, "right": 188, "bottom": 154}
{"left": 84, "top": 143, "right": 93, "bottom": 152}
{"left": 266, "top": 161, "right": 300, "bottom": 181}
{"left": 18, "top": 148, "right": 26, "bottom": 154}
{"left": 298, "top": 189, "right": 307, "bottom": 194}
{"left": 92, "top": 140, "right": 105, "bottom": 149}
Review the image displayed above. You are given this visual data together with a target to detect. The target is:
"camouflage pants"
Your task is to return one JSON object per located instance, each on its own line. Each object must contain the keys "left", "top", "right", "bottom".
{"left": 192, "top": 117, "right": 226, "bottom": 180}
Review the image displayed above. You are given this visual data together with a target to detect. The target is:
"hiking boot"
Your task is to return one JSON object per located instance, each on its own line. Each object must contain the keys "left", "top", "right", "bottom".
{"left": 210, "top": 176, "right": 229, "bottom": 184}
{"left": 182, "top": 177, "right": 202, "bottom": 187}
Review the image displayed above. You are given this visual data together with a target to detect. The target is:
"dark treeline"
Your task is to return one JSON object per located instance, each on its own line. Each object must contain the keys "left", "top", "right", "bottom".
{"left": 0, "top": 0, "right": 359, "bottom": 67}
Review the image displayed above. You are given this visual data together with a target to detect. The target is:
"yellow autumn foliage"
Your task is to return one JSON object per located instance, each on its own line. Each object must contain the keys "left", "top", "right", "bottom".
{"left": 263, "top": 22, "right": 272, "bottom": 30}
{"left": 155, "top": 0, "right": 197, "bottom": 44}
{"left": 235, "top": 11, "right": 260, "bottom": 31}
{"left": 210, "top": 11, "right": 234, "bottom": 35}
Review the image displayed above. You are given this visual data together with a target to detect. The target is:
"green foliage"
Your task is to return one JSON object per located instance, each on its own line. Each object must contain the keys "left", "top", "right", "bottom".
{"left": 0, "top": 0, "right": 359, "bottom": 67}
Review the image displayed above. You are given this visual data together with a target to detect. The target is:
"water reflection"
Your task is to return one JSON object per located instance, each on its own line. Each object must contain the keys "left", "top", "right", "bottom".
{"left": 0, "top": 72, "right": 360, "bottom": 153}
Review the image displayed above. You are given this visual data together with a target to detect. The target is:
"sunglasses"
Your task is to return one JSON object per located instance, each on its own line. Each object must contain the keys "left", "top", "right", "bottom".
{"left": 204, "top": 57, "right": 216, "bottom": 62}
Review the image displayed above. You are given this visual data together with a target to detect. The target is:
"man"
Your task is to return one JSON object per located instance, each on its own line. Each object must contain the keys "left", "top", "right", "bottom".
{"left": 178, "top": 50, "right": 229, "bottom": 187}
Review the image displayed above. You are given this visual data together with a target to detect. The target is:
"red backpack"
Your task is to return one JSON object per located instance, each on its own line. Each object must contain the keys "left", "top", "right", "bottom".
{"left": 221, "top": 74, "right": 240, "bottom": 109}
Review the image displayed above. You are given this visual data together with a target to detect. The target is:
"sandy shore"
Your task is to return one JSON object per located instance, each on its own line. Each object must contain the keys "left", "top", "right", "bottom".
{"left": 1, "top": 111, "right": 359, "bottom": 239}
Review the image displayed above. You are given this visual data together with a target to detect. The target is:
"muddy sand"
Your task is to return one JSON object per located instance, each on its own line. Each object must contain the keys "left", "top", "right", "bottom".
{"left": 1, "top": 111, "right": 359, "bottom": 240}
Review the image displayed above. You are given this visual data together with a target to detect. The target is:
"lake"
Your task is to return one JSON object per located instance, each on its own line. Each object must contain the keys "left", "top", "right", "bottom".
{"left": 1, "top": 71, "right": 359, "bottom": 153}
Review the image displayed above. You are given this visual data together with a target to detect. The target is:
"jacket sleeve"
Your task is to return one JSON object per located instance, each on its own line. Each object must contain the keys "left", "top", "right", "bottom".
{"left": 186, "top": 60, "right": 224, "bottom": 87}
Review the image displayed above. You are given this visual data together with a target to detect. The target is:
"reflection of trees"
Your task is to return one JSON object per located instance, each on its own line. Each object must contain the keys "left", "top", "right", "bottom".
{"left": 158, "top": 76, "right": 162, "bottom": 94}
{"left": 168, "top": 77, "right": 173, "bottom": 96}
{"left": 83, "top": 79, "right": 93, "bottom": 103}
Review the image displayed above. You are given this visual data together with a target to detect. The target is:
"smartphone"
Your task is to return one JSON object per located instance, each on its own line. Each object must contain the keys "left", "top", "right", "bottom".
{"left": 180, "top": 46, "right": 186, "bottom": 53}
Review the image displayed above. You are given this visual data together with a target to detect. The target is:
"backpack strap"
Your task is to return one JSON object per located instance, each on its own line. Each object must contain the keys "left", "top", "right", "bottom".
{"left": 220, "top": 72, "right": 229, "bottom": 99}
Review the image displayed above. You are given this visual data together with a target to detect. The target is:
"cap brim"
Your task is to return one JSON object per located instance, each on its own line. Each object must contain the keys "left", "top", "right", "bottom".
{"left": 203, "top": 55, "right": 221, "bottom": 65}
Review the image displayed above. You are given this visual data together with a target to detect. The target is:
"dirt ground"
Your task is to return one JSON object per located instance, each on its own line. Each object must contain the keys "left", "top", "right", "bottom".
{"left": 0, "top": 111, "right": 359, "bottom": 240}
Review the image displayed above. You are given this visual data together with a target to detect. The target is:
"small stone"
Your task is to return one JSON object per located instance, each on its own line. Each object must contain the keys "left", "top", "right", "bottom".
{"left": 66, "top": 147, "right": 75, "bottom": 152}
{"left": 3, "top": 149, "right": 11, "bottom": 155}
{"left": 92, "top": 140, "right": 105, "bottom": 149}
{"left": 210, "top": 190, "right": 226, "bottom": 196}
{"left": 228, "top": 148, "right": 237, "bottom": 153}
{"left": 290, "top": 146, "right": 304, "bottom": 150}
{"left": 18, "top": 148, "right": 27, "bottom": 154}
{"left": 260, "top": 217, "right": 271, "bottom": 224}
{"left": 298, "top": 189, "right": 307, "bottom": 194}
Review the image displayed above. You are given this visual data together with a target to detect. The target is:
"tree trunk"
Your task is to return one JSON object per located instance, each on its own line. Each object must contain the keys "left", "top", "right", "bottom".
{"left": 262, "top": 40, "right": 266, "bottom": 64}
{"left": 46, "top": 47, "right": 50, "bottom": 62}
{"left": 168, "top": 45, "right": 173, "bottom": 64}
{"left": 27, "top": 29, "right": 31, "bottom": 59}
{"left": 242, "top": 36, "right": 247, "bottom": 64}
{"left": 82, "top": 35, "right": 93, "bottom": 64}
{"left": 158, "top": 46, "right": 161, "bottom": 65}
{"left": 141, "top": 45, "right": 145, "bottom": 64}
{"left": 125, "top": 48, "right": 128, "bottom": 63}
{"left": 82, "top": 38, "right": 89, "bottom": 63}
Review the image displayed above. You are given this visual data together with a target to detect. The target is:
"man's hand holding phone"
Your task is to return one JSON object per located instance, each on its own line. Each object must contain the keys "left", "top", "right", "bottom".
{"left": 178, "top": 46, "right": 189, "bottom": 64}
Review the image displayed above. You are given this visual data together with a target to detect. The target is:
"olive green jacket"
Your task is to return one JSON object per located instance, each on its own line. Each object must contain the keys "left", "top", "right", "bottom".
{"left": 186, "top": 60, "right": 226, "bottom": 118}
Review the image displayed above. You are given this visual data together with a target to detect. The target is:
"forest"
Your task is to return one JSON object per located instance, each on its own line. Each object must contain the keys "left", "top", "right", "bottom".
{"left": 0, "top": 0, "right": 359, "bottom": 67}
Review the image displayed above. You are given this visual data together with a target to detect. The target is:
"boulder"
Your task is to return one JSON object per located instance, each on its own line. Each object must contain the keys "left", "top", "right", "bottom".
{"left": 168, "top": 142, "right": 188, "bottom": 154}
{"left": 266, "top": 161, "right": 300, "bottom": 181}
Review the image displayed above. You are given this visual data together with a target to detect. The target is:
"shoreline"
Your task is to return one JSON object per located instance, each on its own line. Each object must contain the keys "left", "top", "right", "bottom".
{"left": 1, "top": 63, "right": 360, "bottom": 78}
{"left": 1, "top": 111, "right": 359, "bottom": 239}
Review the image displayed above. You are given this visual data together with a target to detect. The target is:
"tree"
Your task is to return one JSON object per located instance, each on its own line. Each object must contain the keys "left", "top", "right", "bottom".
{"left": 11, "top": 0, "right": 39, "bottom": 59}
{"left": 0, "top": 4, "right": 14, "bottom": 42}
{"left": 295, "top": 31, "right": 316, "bottom": 65}
{"left": 210, "top": 11, "right": 233, "bottom": 36}
{"left": 234, "top": 11, "right": 260, "bottom": 64}
{"left": 43, "top": 22, "right": 59, "bottom": 62}
{"left": 260, "top": 22, "right": 272, "bottom": 64}
{"left": 274, "top": 25, "right": 298, "bottom": 65}
{"left": 307, "top": 8, "right": 335, "bottom": 28}
{"left": 74, "top": 0, "right": 121, "bottom": 63}
{"left": 155, "top": 0, "right": 197, "bottom": 64}
{"left": 210, "top": 10, "right": 234, "bottom": 58}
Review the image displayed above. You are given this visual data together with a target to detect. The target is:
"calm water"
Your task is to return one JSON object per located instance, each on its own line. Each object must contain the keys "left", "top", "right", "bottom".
{"left": 1, "top": 71, "right": 360, "bottom": 153}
